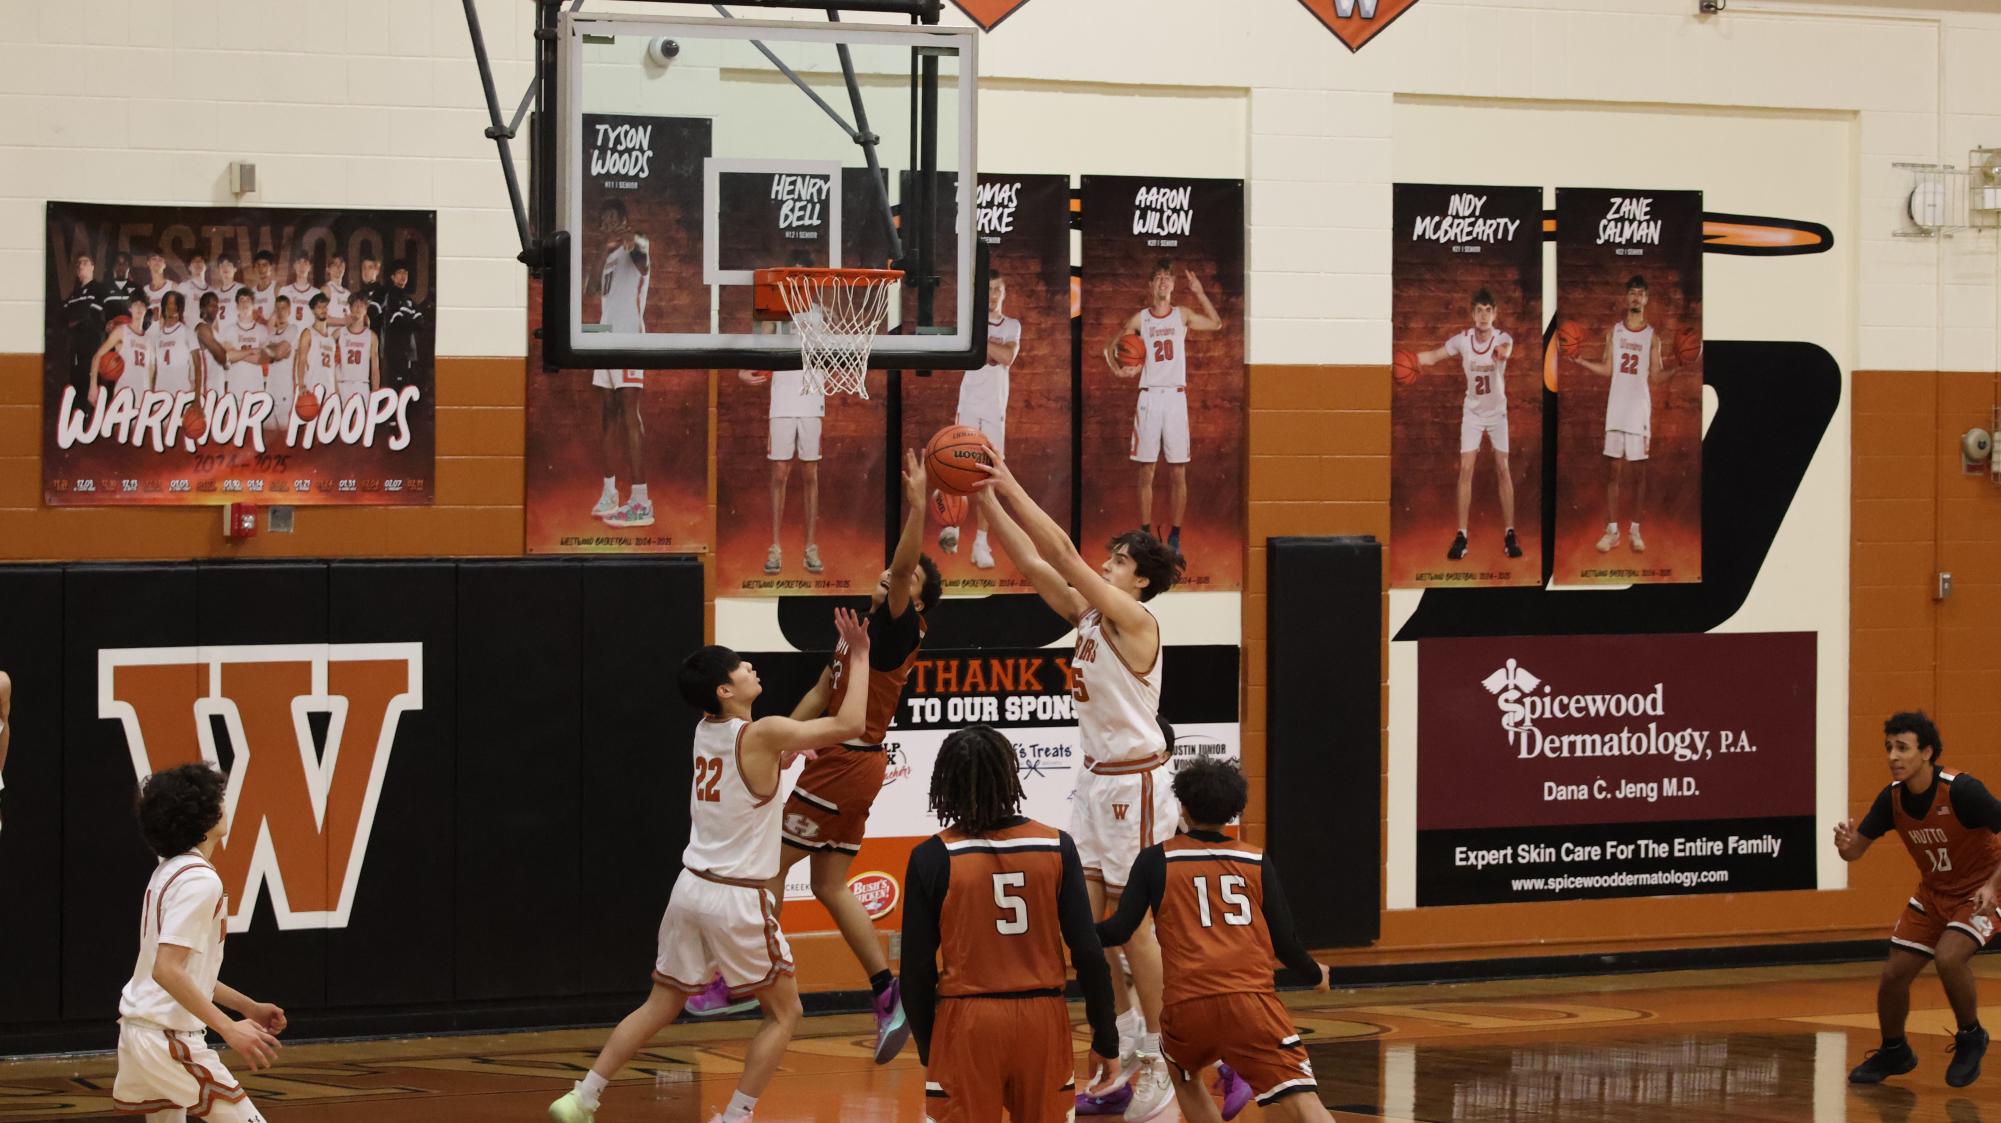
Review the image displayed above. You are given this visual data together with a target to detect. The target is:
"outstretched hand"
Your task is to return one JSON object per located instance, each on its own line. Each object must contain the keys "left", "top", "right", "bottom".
{"left": 1184, "top": 270, "right": 1205, "bottom": 298}
{"left": 903, "top": 448, "right": 928, "bottom": 509}
{"left": 971, "top": 451, "right": 1021, "bottom": 497}
{"left": 832, "top": 605, "right": 871, "bottom": 656}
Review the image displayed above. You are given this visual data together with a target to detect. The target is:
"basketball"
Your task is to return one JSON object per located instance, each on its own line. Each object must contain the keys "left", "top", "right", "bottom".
{"left": 930, "top": 488, "right": 967, "bottom": 526}
{"left": 1556, "top": 319, "right": 1587, "bottom": 359}
{"left": 926, "top": 425, "right": 993, "bottom": 495}
{"left": 1116, "top": 332, "right": 1145, "bottom": 370}
{"left": 1676, "top": 329, "right": 1703, "bottom": 367}
{"left": 181, "top": 403, "right": 206, "bottom": 441}
{"left": 98, "top": 350, "right": 124, "bottom": 380}
{"left": 1392, "top": 349, "right": 1421, "bottom": 385}
{"left": 296, "top": 389, "right": 322, "bottom": 421}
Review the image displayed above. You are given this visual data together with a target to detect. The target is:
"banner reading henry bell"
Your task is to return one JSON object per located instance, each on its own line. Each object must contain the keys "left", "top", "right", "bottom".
{"left": 1416, "top": 632, "right": 1815, "bottom": 906}
{"left": 1390, "top": 183, "right": 1543, "bottom": 588}
{"left": 44, "top": 202, "right": 435, "bottom": 506}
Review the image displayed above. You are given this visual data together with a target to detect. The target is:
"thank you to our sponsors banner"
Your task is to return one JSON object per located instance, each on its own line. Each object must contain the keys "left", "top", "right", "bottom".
{"left": 1417, "top": 631, "right": 1815, "bottom": 905}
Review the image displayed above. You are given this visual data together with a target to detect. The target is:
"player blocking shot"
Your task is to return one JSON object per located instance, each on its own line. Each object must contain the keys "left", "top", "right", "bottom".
{"left": 1836, "top": 711, "right": 1999, "bottom": 1089}
{"left": 549, "top": 608, "right": 874, "bottom": 1123}
{"left": 1412, "top": 288, "right": 1521, "bottom": 561}
{"left": 901, "top": 725, "right": 1123, "bottom": 1122}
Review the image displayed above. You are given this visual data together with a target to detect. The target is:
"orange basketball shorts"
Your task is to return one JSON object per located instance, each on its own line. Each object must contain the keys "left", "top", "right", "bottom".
{"left": 925, "top": 995, "right": 1076, "bottom": 1123}
{"left": 782, "top": 747, "right": 887, "bottom": 854}
{"left": 1162, "top": 992, "right": 1319, "bottom": 1110}
{"left": 1890, "top": 882, "right": 2001, "bottom": 955}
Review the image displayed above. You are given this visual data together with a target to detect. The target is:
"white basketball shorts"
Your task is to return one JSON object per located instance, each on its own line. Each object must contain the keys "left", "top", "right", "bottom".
{"left": 114, "top": 1020, "right": 265, "bottom": 1121}
{"left": 1070, "top": 765, "right": 1179, "bottom": 890}
{"left": 1460, "top": 412, "right": 1509, "bottom": 455}
{"left": 653, "top": 869, "right": 795, "bottom": 1000}
{"left": 769, "top": 417, "right": 823, "bottom": 462}
{"left": 1130, "top": 387, "right": 1190, "bottom": 465}
{"left": 1603, "top": 429, "right": 1650, "bottom": 462}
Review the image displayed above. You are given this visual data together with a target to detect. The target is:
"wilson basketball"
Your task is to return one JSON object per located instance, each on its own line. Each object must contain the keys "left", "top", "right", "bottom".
{"left": 1392, "top": 349, "right": 1421, "bottom": 386}
{"left": 1116, "top": 332, "right": 1145, "bottom": 370}
{"left": 181, "top": 403, "right": 206, "bottom": 441}
{"left": 1676, "top": 329, "right": 1703, "bottom": 367}
{"left": 98, "top": 350, "right": 124, "bottom": 380}
{"left": 926, "top": 425, "right": 993, "bottom": 495}
{"left": 1556, "top": 320, "right": 1587, "bottom": 359}
{"left": 930, "top": 488, "right": 967, "bottom": 526}
{"left": 296, "top": 389, "right": 322, "bottom": 421}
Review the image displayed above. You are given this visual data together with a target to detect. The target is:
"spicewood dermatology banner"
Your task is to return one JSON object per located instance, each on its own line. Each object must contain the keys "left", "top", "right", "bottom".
{"left": 1416, "top": 631, "right": 1816, "bottom": 905}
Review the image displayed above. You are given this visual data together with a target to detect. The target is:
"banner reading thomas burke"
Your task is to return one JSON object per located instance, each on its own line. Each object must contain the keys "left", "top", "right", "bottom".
{"left": 1390, "top": 184, "right": 1543, "bottom": 588}
{"left": 525, "top": 114, "right": 711, "bottom": 553}
{"left": 44, "top": 202, "right": 435, "bottom": 505}
{"left": 1080, "top": 176, "right": 1246, "bottom": 591}
{"left": 1553, "top": 188, "right": 1703, "bottom": 584}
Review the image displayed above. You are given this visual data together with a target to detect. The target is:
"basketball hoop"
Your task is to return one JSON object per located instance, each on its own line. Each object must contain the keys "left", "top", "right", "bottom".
{"left": 753, "top": 267, "right": 902, "bottom": 398}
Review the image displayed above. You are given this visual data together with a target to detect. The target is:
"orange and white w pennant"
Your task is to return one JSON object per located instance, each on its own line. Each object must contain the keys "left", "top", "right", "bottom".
{"left": 1296, "top": 0, "right": 1421, "bottom": 52}
{"left": 949, "top": 0, "right": 1033, "bottom": 31}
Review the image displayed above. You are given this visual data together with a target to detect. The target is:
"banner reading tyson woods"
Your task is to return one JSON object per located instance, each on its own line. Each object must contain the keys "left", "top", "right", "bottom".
{"left": 1081, "top": 176, "right": 1245, "bottom": 591}
{"left": 44, "top": 202, "right": 435, "bottom": 506}
{"left": 1552, "top": 187, "right": 1703, "bottom": 584}
{"left": 1390, "top": 184, "right": 1543, "bottom": 588}
{"left": 768, "top": 642, "right": 1241, "bottom": 933}
{"left": 1416, "top": 631, "right": 1814, "bottom": 906}
{"left": 524, "top": 114, "right": 710, "bottom": 553}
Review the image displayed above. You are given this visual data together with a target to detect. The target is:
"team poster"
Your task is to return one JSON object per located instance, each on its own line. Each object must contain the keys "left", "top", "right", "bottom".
{"left": 1390, "top": 184, "right": 1544, "bottom": 588}
{"left": 897, "top": 173, "right": 1072, "bottom": 594}
{"left": 1552, "top": 187, "right": 1703, "bottom": 585}
{"left": 524, "top": 114, "right": 710, "bottom": 553}
{"left": 1080, "top": 177, "right": 1246, "bottom": 591}
{"left": 44, "top": 202, "right": 435, "bottom": 506}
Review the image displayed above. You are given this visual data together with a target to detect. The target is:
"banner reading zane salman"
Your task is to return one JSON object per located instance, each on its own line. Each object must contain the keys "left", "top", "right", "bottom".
{"left": 1417, "top": 631, "right": 1815, "bottom": 906}
{"left": 45, "top": 202, "right": 435, "bottom": 506}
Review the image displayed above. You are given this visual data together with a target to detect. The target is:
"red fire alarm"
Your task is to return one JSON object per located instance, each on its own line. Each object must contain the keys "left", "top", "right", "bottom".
{"left": 223, "top": 503, "right": 260, "bottom": 540}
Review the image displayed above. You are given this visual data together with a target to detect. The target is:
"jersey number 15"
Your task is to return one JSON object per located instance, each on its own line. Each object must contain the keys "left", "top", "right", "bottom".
{"left": 1191, "top": 874, "right": 1252, "bottom": 928}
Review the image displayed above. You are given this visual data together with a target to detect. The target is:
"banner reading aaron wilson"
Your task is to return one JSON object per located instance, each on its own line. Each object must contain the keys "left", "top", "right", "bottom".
{"left": 524, "top": 114, "right": 711, "bottom": 553}
{"left": 1416, "top": 631, "right": 1814, "bottom": 906}
{"left": 44, "top": 202, "right": 435, "bottom": 505}
{"left": 1552, "top": 188, "right": 1703, "bottom": 584}
{"left": 1390, "top": 184, "right": 1543, "bottom": 588}
{"left": 1080, "top": 176, "right": 1245, "bottom": 591}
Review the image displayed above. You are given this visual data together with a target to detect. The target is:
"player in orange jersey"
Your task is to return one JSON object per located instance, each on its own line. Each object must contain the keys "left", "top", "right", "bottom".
{"left": 1837, "top": 711, "right": 2001, "bottom": 1088}
{"left": 901, "top": 725, "right": 1122, "bottom": 1123}
{"left": 1099, "top": 757, "right": 1331, "bottom": 1123}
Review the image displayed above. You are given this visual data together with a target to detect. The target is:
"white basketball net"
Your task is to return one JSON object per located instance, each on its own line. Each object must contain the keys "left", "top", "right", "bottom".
{"left": 777, "top": 272, "right": 899, "bottom": 399}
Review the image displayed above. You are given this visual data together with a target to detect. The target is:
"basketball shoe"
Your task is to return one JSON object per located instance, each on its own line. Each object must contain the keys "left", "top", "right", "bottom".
{"left": 1849, "top": 1038, "right": 1919, "bottom": 1083}
{"left": 548, "top": 1089, "right": 595, "bottom": 1122}
{"left": 1947, "top": 1024, "right": 1987, "bottom": 1087}
{"left": 872, "top": 977, "right": 910, "bottom": 1063}
{"left": 1595, "top": 525, "right": 1620, "bottom": 553}
{"left": 764, "top": 545, "right": 782, "bottom": 575}
{"left": 685, "top": 973, "right": 757, "bottom": 1018}
{"left": 591, "top": 490, "right": 619, "bottom": 520}
{"left": 804, "top": 544, "right": 824, "bottom": 574}
{"left": 1447, "top": 531, "right": 1468, "bottom": 560}
{"left": 1217, "top": 1062, "right": 1253, "bottom": 1120}
{"left": 1123, "top": 1052, "right": 1175, "bottom": 1122}
{"left": 938, "top": 525, "right": 960, "bottom": 554}
{"left": 1628, "top": 524, "right": 1646, "bottom": 553}
{"left": 971, "top": 538, "right": 995, "bottom": 568}
{"left": 1504, "top": 529, "right": 1523, "bottom": 559}
{"left": 605, "top": 498, "right": 654, "bottom": 528}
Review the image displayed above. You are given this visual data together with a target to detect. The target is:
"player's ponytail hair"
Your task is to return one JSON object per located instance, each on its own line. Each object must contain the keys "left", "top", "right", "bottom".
{"left": 929, "top": 725, "right": 1023, "bottom": 835}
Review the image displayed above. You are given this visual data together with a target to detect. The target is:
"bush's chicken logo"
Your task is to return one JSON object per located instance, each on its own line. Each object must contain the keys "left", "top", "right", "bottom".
{"left": 1297, "top": 0, "right": 1421, "bottom": 52}
{"left": 101, "top": 643, "right": 422, "bottom": 933}
{"left": 846, "top": 871, "right": 900, "bottom": 919}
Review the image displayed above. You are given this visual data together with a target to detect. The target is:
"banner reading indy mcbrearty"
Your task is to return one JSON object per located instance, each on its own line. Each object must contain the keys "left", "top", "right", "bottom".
{"left": 1416, "top": 631, "right": 1815, "bottom": 905}
{"left": 44, "top": 202, "right": 435, "bottom": 506}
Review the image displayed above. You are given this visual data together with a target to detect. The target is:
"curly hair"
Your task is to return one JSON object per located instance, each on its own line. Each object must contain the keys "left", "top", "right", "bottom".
{"left": 929, "top": 725, "right": 1024, "bottom": 835}
{"left": 1885, "top": 710, "right": 1942, "bottom": 763}
{"left": 1109, "top": 530, "right": 1186, "bottom": 602}
{"left": 916, "top": 554, "right": 943, "bottom": 614}
{"left": 136, "top": 763, "right": 227, "bottom": 858}
{"left": 1171, "top": 757, "right": 1248, "bottom": 828}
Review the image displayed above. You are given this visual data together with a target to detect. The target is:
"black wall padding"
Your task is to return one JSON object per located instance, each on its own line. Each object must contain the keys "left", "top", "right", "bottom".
{"left": 0, "top": 565, "right": 64, "bottom": 1023}
{"left": 577, "top": 558, "right": 705, "bottom": 992}
{"left": 1265, "top": 536, "right": 1381, "bottom": 948}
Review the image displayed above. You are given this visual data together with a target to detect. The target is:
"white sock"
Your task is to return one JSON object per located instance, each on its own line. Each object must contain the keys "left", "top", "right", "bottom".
{"left": 632, "top": 483, "right": 649, "bottom": 503}
{"left": 601, "top": 476, "right": 617, "bottom": 499}
{"left": 577, "top": 1071, "right": 608, "bottom": 1110}
{"left": 722, "top": 1090, "right": 758, "bottom": 1121}
{"left": 1629, "top": 521, "right": 1641, "bottom": 533}
{"left": 1605, "top": 521, "right": 1618, "bottom": 534}
{"left": 1456, "top": 527, "right": 1467, "bottom": 535}
{"left": 1136, "top": 1031, "right": 1161, "bottom": 1056}
{"left": 974, "top": 529, "right": 988, "bottom": 546}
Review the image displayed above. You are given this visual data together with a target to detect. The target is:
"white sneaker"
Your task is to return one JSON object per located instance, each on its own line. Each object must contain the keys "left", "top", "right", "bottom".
{"left": 591, "top": 492, "right": 619, "bottom": 520}
{"left": 1594, "top": 528, "right": 1620, "bottom": 553}
{"left": 1122, "top": 1053, "right": 1175, "bottom": 1122}
{"left": 604, "top": 499, "right": 654, "bottom": 528}
{"left": 548, "top": 1090, "right": 596, "bottom": 1122}
{"left": 971, "top": 540, "right": 995, "bottom": 568}
{"left": 764, "top": 545, "right": 782, "bottom": 575}
{"left": 1629, "top": 526, "right": 1646, "bottom": 553}
{"left": 804, "top": 544, "right": 824, "bottom": 574}
{"left": 938, "top": 525, "right": 960, "bottom": 554}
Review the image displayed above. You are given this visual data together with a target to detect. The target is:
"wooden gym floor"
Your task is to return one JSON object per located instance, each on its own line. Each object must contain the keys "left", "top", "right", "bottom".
{"left": 2, "top": 959, "right": 1996, "bottom": 1121}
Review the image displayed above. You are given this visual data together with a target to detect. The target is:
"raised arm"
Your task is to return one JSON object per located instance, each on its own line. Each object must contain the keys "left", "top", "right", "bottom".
{"left": 973, "top": 486, "right": 1088, "bottom": 624}
{"left": 789, "top": 665, "right": 835, "bottom": 722}
{"left": 977, "top": 455, "right": 1155, "bottom": 638}
{"left": 885, "top": 449, "right": 927, "bottom": 618}
{"left": 742, "top": 607, "right": 872, "bottom": 772}
{"left": 1180, "top": 271, "right": 1224, "bottom": 332}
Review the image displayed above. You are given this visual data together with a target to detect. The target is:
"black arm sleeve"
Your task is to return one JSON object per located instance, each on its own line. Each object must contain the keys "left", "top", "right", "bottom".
{"left": 1857, "top": 785, "right": 1896, "bottom": 839}
{"left": 901, "top": 837, "right": 949, "bottom": 1066}
{"left": 1259, "top": 857, "right": 1324, "bottom": 986}
{"left": 1095, "top": 846, "right": 1165, "bottom": 948}
{"left": 1950, "top": 775, "right": 2001, "bottom": 833}
{"left": 868, "top": 601, "right": 921, "bottom": 672}
{"left": 1058, "top": 833, "right": 1120, "bottom": 1061}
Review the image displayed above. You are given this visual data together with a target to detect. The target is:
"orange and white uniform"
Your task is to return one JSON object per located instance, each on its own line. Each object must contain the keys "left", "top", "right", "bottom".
{"left": 1068, "top": 607, "right": 1177, "bottom": 888}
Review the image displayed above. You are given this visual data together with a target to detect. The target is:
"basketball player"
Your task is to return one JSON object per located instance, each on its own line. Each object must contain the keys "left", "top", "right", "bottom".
{"left": 141, "top": 252, "right": 175, "bottom": 319}
{"left": 260, "top": 296, "right": 296, "bottom": 429}
{"left": 281, "top": 255, "right": 319, "bottom": 333}
{"left": 209, "top": 258, "right": 245, "bottom": 320}
{"left": 1573, "top": 275, "right": 1677, "bottom": 554}
{"left": 217, "top": 290, "right": 270, "bottom": 412}
{"left": 943, "top": 271, "right": 1022, "bottom": 569}
{"left": 749, "top": 450, "right": 942, "bottom": 1058}
{"left": 547, "top": 608, "right": 874, "bottom": 1123}
{"left": 106, "top": 251, "right": 137, "bottom": 306}
{"left": 584, "top": 198, "right": 654, "bottom": 530}
{"left": 901, "top": 725, "right": 1124, "bottom": 1121}
{"left": 323, "top": 254, "right": 351, "bottom": 321}
{"left": 115, "top": 763, "right": 284, "bottom": 1123}
{"left": 1106, "top": 260, "right": 1224, "bottom": 555}
{"left": 972, "top": 454, "right": 1187, "bottom": 1121}
{"left": 248, "top": 251, "right": 277, "bottom": 324}
{"left": 194, "top": 293, "right": 226, "bottom": 383}
{"left": 1413, "top": 289, "right": 1522, "bottom": 561}
{"left": 178, "top": 253, "right": 211, "bottom": 320}
{"left": 151, "top": 293, "right": 201, "bottom": 404}
{"left": 293, "top": 293, "right": 339, "bottom": 419}
{"left": 337, "top": 300, "right": 380, "bottom": 397}
{"left": 1098, "top": 758, "right": 1332, "bottom": 1123}
{"left": 739, "top": 360, "right": 825, "bottom": 575}
{"left": 1837, "top": 712, "right": 2000, "bottom": 1088}
{"left": 89, "top": 295, "right": 154, "bottom": 398}
{"left": 64, "top": 253, "right": 110, "bottom": 395}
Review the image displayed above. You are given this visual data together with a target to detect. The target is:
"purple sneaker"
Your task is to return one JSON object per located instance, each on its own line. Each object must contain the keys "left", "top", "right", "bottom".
{"left": 684, "top": 974, "right": 757, "bottom": 1018}
{"left": 872, "top": 977, "right": 911, "bottom": 1063}
{"left": 1215, "top": 1062, "right": 1253, "bottom": 1120}
{"left": 1075, "top": 1081, "right": 1134, "bottom": 1116}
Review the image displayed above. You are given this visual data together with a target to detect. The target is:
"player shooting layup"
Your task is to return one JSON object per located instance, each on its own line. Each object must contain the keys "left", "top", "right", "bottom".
{"left": 1105, "top": 260, "right": 1224, "bottom": 556}
{"left": 586, "top": 197, "right": 654, "bottom": 530}
{"left": 1413, "top": 288, "right": 1522, "bottom": 562}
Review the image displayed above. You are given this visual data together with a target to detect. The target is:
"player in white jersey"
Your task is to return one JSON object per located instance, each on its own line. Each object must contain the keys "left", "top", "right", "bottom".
{"left": 247, "top": 251, "right": 277, "bottom": 325}
{"left": 1105, "top": 259, "right": 1224, "bottom": 557}
{"left": 548, "top": 609, "right": 875, "bottom": 1123}
{"left": 337, "top": 301, "right": 380, "bottom": 396}
{"left": 739, "top": 348, "right": 827, "bottom": 576}
{"left": 323, "top": 254, "right": 351, "bottom": 321}
{"left": 217, "top": 291, "right": 270, "bottom": 407}
{"left": 1574, "top": 275, "right": 1678, "bottom": 554}
{"left": 971, "top": 453, "right": 1190, "bottom": 1121}
{"left": 209, "top": 257, "right": 245, "bottom": 323}
{"left": 281, "top": 255, "right": 319, "bottom": 333}
{"left": 293, "top": 292, "right": 339, "bottom": 417}
{"left": 89, "top": 294, "right": 154, "bottom": 398}
{"left": 259, "top": 296, "right": 296, "bottom": 430}
{"left": 141, "top": 252, "right": 174, "bottom": 320}
{"left": 943, "top": 272, "right": 1023, "bottom": 570}
{"left": 1415, "top": 288, "right": 1522, "bottom": 562}
{"left": 114, "top": 763, "right": 283, "bottom": 1122}
{"left": 581, "top": 198, "right": 656, "bottom": 530}
{"left": 150, "top": 292, "right": 201, "bottom": 400}
{"left": 177, "top": 253, "right": 211, "bottom": 323}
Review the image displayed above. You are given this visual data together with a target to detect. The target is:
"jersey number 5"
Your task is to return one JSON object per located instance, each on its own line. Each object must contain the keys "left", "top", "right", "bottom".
{"left": 993, "top": 872, "right": 1029, "bottom": 935}
{"left": 1191, "top": 874, "right": 1252, "bottom": 928}
{"left": 693, "top": 756, "right": 724, "bottom": 803}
